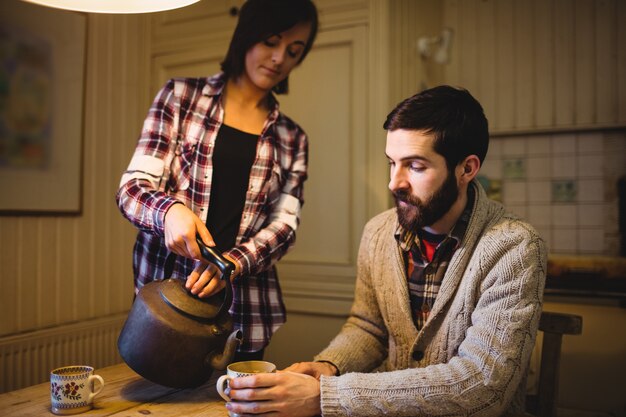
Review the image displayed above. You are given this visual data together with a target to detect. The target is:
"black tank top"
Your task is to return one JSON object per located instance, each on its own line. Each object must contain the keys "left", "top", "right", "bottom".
{"left": 206, "top": 124, "right": 259, "bottom": 252}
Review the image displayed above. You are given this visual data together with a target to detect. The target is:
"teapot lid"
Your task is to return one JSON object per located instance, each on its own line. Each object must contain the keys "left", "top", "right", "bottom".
{"left": 159, "top": 279, "right": 223, "bottom": 320}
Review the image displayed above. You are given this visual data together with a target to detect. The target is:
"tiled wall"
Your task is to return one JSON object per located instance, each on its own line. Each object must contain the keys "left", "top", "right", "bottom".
{"left": 478, "top": 130, "right": 626, "bottom": 256}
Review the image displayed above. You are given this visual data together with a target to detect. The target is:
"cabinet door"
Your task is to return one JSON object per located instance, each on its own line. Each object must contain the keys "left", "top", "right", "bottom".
{"left": 277, "top": 26, "right": 368, "bottom": 315}
{"left": 150, "top": 23, "right": 376, "bottom": 315}
{"left": 147, "top": 2, "right": 392, "bottom": 367}
{"left": 151, "top": 39, "right": 228, "bottom": 94}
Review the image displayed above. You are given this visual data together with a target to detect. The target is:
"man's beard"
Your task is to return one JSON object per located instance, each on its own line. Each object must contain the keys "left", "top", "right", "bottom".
{"left": 393, "top": 170, "right": 459, "bottom": 232}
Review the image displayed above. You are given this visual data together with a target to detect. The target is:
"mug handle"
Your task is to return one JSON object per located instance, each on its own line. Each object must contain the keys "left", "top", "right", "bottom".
{"left": 87, "top": 374, "right": 105, "bottom": 402}
{"left": 216, "top": 374, "right": 232, "bottom": 402}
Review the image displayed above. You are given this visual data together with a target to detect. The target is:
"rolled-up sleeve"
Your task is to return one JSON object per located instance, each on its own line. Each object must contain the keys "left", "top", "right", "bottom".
{"left": 226, "top": 127, "right": 308, "bottom": 277}
{"left": 116, "top": 80, "right": 181, "bottom": 235}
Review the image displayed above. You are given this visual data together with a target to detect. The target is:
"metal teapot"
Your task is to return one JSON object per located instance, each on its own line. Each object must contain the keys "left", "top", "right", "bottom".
{"left": 117, "top": 237, "right": 243, "bottom": 388}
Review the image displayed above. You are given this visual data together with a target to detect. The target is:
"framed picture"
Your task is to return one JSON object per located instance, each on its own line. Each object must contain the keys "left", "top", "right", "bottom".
{"left": 0, "top": 0, "right": 86, "bottom": 215}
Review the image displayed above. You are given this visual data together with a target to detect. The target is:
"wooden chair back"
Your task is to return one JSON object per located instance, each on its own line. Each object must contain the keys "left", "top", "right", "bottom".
{"left": 526, "top": 311, "right": 583, "bottom": 417}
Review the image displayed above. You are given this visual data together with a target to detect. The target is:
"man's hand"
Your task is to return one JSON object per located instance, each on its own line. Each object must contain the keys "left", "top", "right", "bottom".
{"left": 226, "top": 371, "right": 322, "bottom": 417}
{"left": 163, "top": 203, "right": 215, "bottom": 260}
{"left": 284, "top": 361, "right": 338, "bottom": 379}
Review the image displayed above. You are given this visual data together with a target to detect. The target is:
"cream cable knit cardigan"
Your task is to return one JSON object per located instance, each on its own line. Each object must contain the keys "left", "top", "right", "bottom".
{"left": 314, "top": 181, "right": 547, "bottom": 416}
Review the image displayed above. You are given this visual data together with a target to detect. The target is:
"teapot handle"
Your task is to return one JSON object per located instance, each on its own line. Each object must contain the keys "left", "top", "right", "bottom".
{"left": 196, "top": 236, "right": 236, "bottom": 317}
{"left": 196, "top": 236, "right": 235, "bottom": 279}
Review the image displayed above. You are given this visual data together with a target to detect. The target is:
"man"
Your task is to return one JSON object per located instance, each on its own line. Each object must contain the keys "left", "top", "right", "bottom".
{"left": 224, "top": 86, "right": 547, "bottom": 416}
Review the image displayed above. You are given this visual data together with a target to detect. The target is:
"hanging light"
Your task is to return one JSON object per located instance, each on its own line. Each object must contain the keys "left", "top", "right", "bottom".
{"left": 20, "top": 0, "right": 201, "bottom": 14}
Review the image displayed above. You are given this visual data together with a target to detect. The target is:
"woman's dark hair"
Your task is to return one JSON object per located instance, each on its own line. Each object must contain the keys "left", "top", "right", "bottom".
{"left": 220, "top": 0, "right": 318, "bottom": 95}
{"left": 383, "top": 85, "right": 489, "bottom": 169}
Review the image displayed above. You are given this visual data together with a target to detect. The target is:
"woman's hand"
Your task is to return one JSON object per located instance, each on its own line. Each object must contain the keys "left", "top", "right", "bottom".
{"left": 164, "top": 203, "right": 242, "bottom": 298}
{"left": 226, "top": 371, "right": 322, "bottom": 417}
{"left": 163, "top": 203, "right": 214, "bottom": 260}
{"left": 186, "top": 261, "right": 226, "bottom": 298}
{"left": 186, "top": 246, "right": 241, "bottom": 299}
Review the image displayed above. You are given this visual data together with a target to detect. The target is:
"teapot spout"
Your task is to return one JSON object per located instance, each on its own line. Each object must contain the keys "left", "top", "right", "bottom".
{"left": 208, "top": 330, "right": 243, "bottom": 370}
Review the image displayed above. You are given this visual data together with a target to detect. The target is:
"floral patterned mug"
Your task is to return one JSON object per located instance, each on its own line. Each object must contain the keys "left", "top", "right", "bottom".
{"left": 50, "top": 365, "right": 104, "bottom": 415}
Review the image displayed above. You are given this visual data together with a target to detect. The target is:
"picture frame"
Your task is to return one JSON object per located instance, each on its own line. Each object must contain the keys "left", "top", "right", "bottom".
{"left": 0, "top": 0, "right": 86, "bottom": 215}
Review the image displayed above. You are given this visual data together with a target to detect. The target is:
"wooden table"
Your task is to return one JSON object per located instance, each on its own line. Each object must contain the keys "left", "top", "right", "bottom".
{"left": 0, "top": 363, "right": 229, "bottom": 416}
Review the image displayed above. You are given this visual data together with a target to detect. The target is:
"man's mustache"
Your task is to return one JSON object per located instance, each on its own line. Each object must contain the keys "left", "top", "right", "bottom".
{"left": 393, "top": 191, "right": 414, "bottom": 205}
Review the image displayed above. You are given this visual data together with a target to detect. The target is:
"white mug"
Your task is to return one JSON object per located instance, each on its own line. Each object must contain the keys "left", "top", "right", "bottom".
{"left": 217, "top": 360, "right": 276, "bottom": 417}
{"left": 50, "top": 365, "right": 105, "bottom": 415}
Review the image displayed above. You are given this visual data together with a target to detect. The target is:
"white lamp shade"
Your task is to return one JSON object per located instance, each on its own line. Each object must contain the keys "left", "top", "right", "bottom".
{"left": 21, "top": 0, "right": 201, "bottom": 14}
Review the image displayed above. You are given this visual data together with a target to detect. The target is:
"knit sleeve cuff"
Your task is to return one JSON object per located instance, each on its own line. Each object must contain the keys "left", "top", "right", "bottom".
{"left": 320, "top": 375, "right": 342, "bottom": 416}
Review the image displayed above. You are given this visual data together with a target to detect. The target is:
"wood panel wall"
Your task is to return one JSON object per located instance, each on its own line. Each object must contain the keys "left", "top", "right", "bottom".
{"left": 388, "top": 0, "right": 443, "bottom": 107}
{"left": 442, "top": 0, "right": 626, "bottom": 134}
{"left": 0, "top": 13, "right": 151, "bottom": 338}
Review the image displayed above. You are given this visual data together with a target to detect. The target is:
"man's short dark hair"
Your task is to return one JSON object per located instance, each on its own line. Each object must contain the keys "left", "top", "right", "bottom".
{"left": 383, "top": 85, "right": 489, "bottom": 168}
{"left": 220, "top": 0, "right": 318, "bottom": 95}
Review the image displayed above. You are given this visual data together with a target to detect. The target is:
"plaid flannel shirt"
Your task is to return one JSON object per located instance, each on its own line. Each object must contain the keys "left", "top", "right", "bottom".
{"left": 395, "top": 186, "right": 474, "bottom": 330}
{"left": 116, "top": 73, "right": 309, "bottom": 352}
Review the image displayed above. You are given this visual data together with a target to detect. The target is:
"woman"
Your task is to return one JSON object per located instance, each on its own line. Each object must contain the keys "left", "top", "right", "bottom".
{"left": 116, "top": 0, "right": 318, "bottom": 361}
